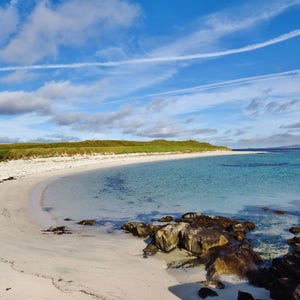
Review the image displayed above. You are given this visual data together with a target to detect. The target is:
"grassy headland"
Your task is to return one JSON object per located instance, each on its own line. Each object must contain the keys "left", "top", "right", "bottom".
{"left": 0, "top": 139, "right": 230, "bottom": 161}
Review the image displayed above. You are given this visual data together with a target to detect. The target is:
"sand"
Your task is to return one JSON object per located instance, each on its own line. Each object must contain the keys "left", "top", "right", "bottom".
{"left": 0, "top": 151, "right": 271, "bottom": 300}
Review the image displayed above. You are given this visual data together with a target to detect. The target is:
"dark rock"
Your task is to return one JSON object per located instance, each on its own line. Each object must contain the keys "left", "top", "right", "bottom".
{"left": 289, "top": 227, "right": 300, "bottom": 234}
{"left": 158, "top": 216, "right": 174, "bottom": 222}
{"left": 64, "top": 218, "right": 72, "bottom": 221}
{"left": 207, "top": 241, "right": 262, "bottom": 278}
{"left": 287, "top": 237, "right": 300, "bottom": 254}
{"left": 122, "top": 222, "right": 161, "bottom": 237}
{"left": 249, "top": 236, "right": 300, "bottom": 300}
{"left": 154, "top": 222, "right": 186, "bottom": 252}
{"left": 261, "top": 206, "right": 269, "bottom": 211}
{"left": 233, "top": 221, "right": 256, "bottom": 233}
{"left": 0, "top": 176, "right": 16, "bottom": 183}
{"left": 270, "top": 278, "right": 299, "bottom": 300}
{"left": 247, "top": 267, "right": 274, "bottom": 288}
{"left": 143, "top": 243, "right": 158, "bottom": 257}
{"left": 237, "top": 290, "right": 255, "bottom": 300}
{"left": 181, "top": 226, "right": 228, "bottom": 255}
{"left": 181, "top": 213, "right": 238, "bottom": 229}
{"left": 198, "top": 287, "right": 218, "bottom": 299}
{"left": 42, "top": 226, "right": 72, "bottom": 235}
{"left": 123, "top": 212, "right": 261, "bottom": 281}
{"left": 272, "top": 253, "right": 300, "bottom": 279}
{"left": 78, "top": 219, "right": 97, "bottom": 226}
{"left": 273, "top": 210, "right": 285, "bottom": 215}
{"left": 293, "top": 284, "right": 300, "bottom": 300}
{"left": 230, "top": 222, "right": 256, "bottom": 241}
{"left": 199, "top": 280, "right": 225, "bottom": 289}
{"left": 181, "top": 212, "right": 203, "bottom": 222}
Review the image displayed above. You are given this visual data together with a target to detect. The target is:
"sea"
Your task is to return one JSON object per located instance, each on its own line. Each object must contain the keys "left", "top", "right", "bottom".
{"left": 43, "top": 149, "right": 300, "bottom": 259}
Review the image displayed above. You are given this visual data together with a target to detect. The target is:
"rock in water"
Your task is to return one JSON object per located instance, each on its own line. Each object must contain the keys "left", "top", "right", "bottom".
{"left": 122, "top": 212, "right": 260, "bottom": 280}
{"left": 78, "top": 219, "right": 97, "bottom": 226}
{"left": 289, "top": 227, "right": 300, "bottom": 234}
{"left": 248, "top": 236, "right": 300, "bottom": 300}
{"left": 158, "top": 215, "right": 174, "bottom": 222}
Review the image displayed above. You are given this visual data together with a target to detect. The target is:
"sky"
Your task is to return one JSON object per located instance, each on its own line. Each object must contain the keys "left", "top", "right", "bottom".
{"left": 0, "top": 0, "right": 300, "bottom": 148}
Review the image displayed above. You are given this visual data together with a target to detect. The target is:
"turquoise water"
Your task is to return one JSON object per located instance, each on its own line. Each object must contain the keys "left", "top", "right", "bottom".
{"left": 44, "top": 151, "right": 300, "bottom": 256}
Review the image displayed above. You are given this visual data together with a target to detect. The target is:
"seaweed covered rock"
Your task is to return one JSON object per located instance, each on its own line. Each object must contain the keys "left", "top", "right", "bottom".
{"left": 158, "top": 215, "right": 174, "bottom": 222}
{"left": 206, "top": 240, "right": 262, "bottom": 278}
{"left": 143, "top": 243, "right": 159, "bottom": 257}
{"left": 289, "top": 226, "right": 300, "bottom": 234}
{"left": 180, "top": 226, "right": 229, "bottom": 255}
{"left": 78, "top": 219, "right": 97, "bottom": 226}
{"left": 248, "top": 236, "right": 300, "bottom": 300}
{"left": 122, "top": 212, "right": 260, "bottom": 280}
{"left": 122, "top": 222, "right": 161, "bottom": 238}
{"left": 154, "top": 222, "right": 186, "bottom": 252}
{"left": 269, "top": 252, "right": 300, "bottom": 300}
{"left": 288, "top": 236, "right": 300, "bottom": 254}
{"left": 42, "top": 226, "right": 72, "bottom": 235}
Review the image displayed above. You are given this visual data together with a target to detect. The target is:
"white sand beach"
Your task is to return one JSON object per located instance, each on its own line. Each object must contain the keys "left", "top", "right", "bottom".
{"left": 0, "top": 151, "right": 270, "bottom": 300}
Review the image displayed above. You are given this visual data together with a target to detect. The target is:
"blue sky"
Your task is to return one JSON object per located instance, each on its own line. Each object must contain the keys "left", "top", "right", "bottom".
{"left": 0, "top": 0, "right": 300, "bottom": 148}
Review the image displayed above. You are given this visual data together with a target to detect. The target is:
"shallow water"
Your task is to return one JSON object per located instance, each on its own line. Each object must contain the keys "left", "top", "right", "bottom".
{"left": 43, "top": 151, "right": 300, "bottom": 258}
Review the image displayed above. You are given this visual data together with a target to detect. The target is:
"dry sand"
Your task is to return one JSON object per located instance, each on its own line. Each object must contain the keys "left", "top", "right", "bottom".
{"left": 0, "top": 151, "right": 270, "bottom": 299}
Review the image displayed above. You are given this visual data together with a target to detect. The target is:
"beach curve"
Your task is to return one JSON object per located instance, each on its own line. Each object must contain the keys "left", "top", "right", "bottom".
{"left": 0, "top": 151, "right": 269, "bottom": 300}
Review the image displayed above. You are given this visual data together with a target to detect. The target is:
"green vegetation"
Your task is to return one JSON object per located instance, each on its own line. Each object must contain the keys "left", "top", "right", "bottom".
{"left": 0, "top": 139, "right": 230, "bottom": 161}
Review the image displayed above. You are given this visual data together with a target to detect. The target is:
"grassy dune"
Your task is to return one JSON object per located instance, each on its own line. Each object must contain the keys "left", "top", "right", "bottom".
{"left": 0, "top": 139, "right": 230, "bottom": 161}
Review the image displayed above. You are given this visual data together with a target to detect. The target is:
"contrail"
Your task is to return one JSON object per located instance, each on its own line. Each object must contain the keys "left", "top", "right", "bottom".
{"left": 145, "top": 69, "right": 300, "bottom": 97}
{"left": 1, "top": 29, "right": 300, "bottom": 72}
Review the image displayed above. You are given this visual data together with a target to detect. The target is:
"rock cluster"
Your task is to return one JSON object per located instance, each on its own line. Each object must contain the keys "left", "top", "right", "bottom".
{"left": 249, "top": 235, "right": 300, "bottom": 300}
{"left": 122, "top": 212, "right": 261, "bottom": 279}
{"left": 42, "top": 226, "right": 72, "bottom": 235}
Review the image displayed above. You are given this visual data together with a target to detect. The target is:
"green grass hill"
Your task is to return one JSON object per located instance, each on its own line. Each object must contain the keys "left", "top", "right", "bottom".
{"left": 0, "top": 139, "right": 230, "bottom": 161}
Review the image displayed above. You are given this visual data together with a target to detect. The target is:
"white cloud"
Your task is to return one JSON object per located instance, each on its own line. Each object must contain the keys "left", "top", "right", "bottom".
{"left": 0, "top": 136, "right": 20, "bottom": 144}
{"left": 29, "top": 133, "right": 80, "bottom": 143}
{"left": 38, "top": 80, "right": 98, "bottom": 102}
{"left": 281, "top": 122, "right": 300, "bottom": 129}
{"left": 142, "top": 70, "right": 300, "bottom": 118}
{"left": 2, "top": 68, "right": 299, "bottom": 143}
{"left": 0, "top": 70, "right": 37, "bottom": 84}
{"left": 0, "top": 0, "right": 141, "bottom": 64}
{"left": 149, "top": 0, "right": 300, "bottom": 57}
{"left": 0, "top": 91, "right": 50, "bottom": 115}
{"left": 0, "top": 80, "right": 100, "bottom": 116}
{"left": 234, "top": 133, "right": 300, "bottom": 148}
{"left": 0, "top": 2, "right": 19, "bottom": 45}
{"left": 1, "top": 0, "right": 300, "bottom": 146}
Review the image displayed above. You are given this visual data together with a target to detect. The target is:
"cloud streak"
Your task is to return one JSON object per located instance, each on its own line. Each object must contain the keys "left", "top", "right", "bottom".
{"left": 145, "top": 69, "right": 300, "bottom": 97}
{"left": 1, "top": 29, "right": 300, "bottom": 72}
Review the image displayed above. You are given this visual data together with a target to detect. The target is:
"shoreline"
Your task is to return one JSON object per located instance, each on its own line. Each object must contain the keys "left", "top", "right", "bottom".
{"left": 0, "top": 151, "right": 270, "bottom": 300}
